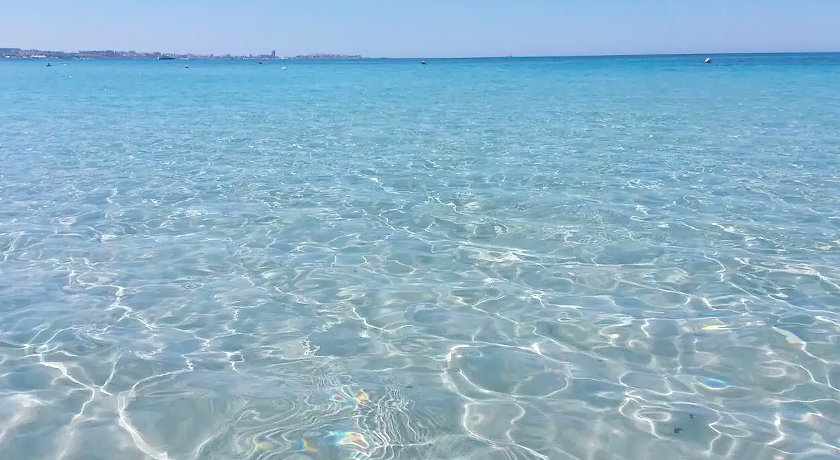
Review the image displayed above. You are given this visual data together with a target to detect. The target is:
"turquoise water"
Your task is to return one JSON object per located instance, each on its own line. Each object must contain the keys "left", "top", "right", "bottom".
{"left": 1, "top": 54, "right": 840, "bottom": 460}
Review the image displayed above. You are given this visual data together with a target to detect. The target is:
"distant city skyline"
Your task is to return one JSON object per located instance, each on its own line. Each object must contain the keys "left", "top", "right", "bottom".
{"left": 0, "top": 47, "right": 363, "bottom": 60}
{"left": 1, "top": 0, "right": 839, "bottom": 58}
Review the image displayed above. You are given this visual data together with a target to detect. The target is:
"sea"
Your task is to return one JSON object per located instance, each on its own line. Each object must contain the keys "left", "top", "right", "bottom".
{"left": 1, "top": 53, "right": 839, "bottom": 460}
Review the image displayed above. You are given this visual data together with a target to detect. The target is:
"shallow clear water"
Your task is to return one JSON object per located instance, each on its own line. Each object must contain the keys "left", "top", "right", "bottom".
{"left": 1, "top": 54, "right": 840, "bottom": 460}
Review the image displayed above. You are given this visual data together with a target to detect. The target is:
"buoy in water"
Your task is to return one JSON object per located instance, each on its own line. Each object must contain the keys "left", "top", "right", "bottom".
{"left": 420, "top": 60, "right": 427, "bottom": 65}
{"left": 259, "top": 61, "right": 264, "bottom": 65}
{"left": 185, "top": 65, "right": 189, "bottom": 68}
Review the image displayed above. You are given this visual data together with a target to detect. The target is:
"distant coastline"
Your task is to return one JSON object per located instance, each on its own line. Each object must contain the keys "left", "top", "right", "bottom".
{"left": 0, "top": 47, "right": 363, "bottom": 60}
{"left": 2, "top": 47, "right": 837, "bottom": 61}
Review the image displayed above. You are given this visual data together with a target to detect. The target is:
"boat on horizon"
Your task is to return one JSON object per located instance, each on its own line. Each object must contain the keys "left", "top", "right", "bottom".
{"left": 158, "top": 55, "right": 176, "bottom": 60}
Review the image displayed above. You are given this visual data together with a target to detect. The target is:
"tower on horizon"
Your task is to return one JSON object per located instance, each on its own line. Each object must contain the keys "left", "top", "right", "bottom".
{"left": 271, "top": 50, "right": 276, "bottom": 58}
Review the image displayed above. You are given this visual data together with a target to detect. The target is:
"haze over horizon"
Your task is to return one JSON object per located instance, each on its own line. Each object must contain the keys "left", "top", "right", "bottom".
{"left": 1, "top": 0, "right": 839, "bottom": 58}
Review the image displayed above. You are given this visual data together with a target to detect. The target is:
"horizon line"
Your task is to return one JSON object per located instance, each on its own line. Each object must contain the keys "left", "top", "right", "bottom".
{"left": 401, "top": 50, "right": 840, "bottom": 59}
{"left": 2, "top": 47, "right": 838, "bottom": 60}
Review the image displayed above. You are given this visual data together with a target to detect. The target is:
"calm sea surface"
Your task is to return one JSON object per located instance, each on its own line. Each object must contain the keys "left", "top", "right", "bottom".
{"left": 1, "top": 54, "right": 840, "bottom": 460}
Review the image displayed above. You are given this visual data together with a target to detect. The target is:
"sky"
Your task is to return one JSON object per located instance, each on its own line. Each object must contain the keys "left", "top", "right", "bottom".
{"left": 1, "top": 0, "right": 838, "bottom": 58}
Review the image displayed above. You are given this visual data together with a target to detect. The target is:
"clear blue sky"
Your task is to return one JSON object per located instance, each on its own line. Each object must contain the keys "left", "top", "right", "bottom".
{"left": 1, "top": 0, "right": 838, "bottom": 57}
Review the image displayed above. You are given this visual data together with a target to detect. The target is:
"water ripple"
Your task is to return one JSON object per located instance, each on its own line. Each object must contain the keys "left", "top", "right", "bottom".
{"left": 2, "top": 55, "right": 840, "bottom": 459}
